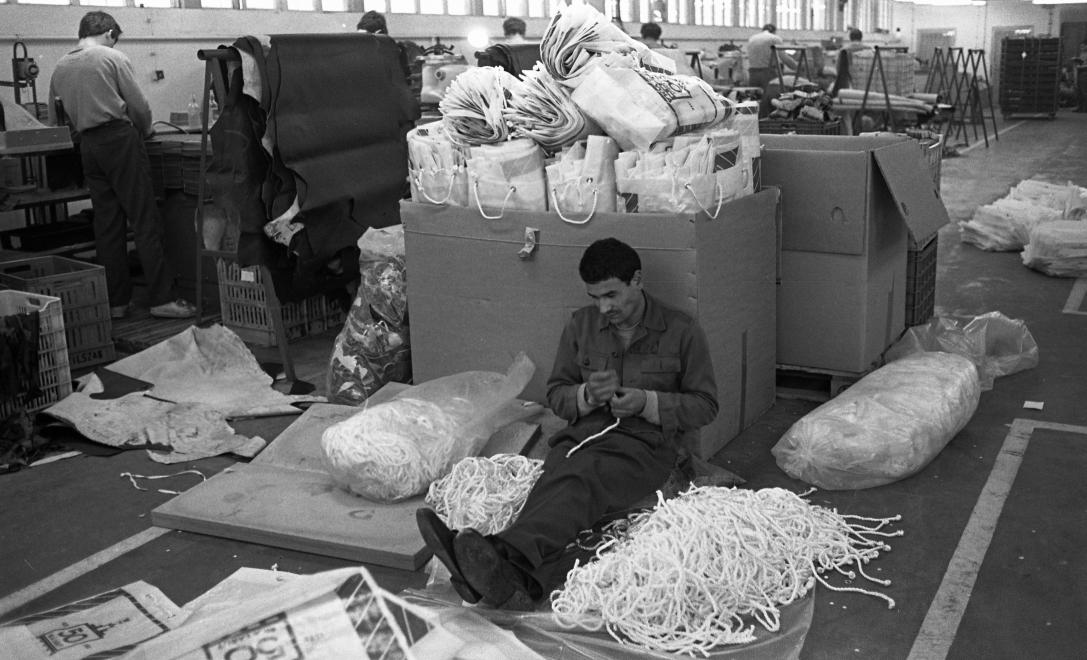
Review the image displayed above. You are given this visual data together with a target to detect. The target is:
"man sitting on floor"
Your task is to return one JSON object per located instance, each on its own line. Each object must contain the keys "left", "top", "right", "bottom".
{"left": 417, "top": 237, "right": 719, "bottom": 609}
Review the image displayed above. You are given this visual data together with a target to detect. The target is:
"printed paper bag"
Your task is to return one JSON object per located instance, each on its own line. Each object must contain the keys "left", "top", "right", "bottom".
{"left": 546, "top": 135, "right": 619, "bottom": 224}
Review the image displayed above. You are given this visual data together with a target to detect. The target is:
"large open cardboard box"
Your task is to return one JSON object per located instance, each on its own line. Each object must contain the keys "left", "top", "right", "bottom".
{"left": 760, "top": 134, "right": 949, "bottom": 374}
{"left": 402, "top": 189, "right": 780, "bottom": 458}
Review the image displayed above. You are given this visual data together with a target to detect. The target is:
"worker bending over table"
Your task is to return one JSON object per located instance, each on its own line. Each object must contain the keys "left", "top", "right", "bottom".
{"left": 48, "top": 11, "right": 195, "bottom": 320}
{"left": 418, "top": 238, "right": 719, "bottom": 609}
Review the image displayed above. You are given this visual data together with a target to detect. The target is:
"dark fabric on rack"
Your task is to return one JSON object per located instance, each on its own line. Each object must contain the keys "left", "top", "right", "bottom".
{"left": 214, "top": 33, "right": 417, "bottom": 301}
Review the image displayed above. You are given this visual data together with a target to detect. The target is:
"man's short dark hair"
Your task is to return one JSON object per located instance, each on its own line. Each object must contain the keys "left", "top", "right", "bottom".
{"left": 849, "top": 28, "right": 863, "bottom": 42}
{"left": 763, "top": 24, "right": 777, "bottom": 34}
{"left": 579, "top": 238, "right": 641, "bottom": 285}
{"left": 503, "top": 17, "right": 526, "bottom": 37}
{"left": 79, "top": 11, "right": 122, "bottom": 40}
{"left": 641, "top": 23, "right": 662, "bottom": 41}
{"left": 357, "top": 10, "right": 388, "bottom": 35}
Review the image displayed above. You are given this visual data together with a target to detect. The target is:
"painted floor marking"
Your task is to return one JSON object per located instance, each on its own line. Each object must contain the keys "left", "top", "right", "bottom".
{"left": 0, "top": 526, "right": 170, "bottom": 620}
{"left": 957, "top": 120, "right": 1023, "bottom": 155}
{"left": 1063, "top": 278, "right": 1087, "bottom": 315}
{"left": 907, "top": 419, "right": 1087, "bottom": 660}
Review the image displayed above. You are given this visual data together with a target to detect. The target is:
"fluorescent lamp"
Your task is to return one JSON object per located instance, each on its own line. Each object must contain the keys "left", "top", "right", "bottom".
{"left": 1032, "top": 0, "right": 1086, "bottom": 4}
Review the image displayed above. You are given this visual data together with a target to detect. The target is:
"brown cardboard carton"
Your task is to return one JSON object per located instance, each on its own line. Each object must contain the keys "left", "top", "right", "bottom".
{"left": 760, "top": 135, "right": 949, "bottom": 374}
{"left": 401, "top": 189, "right": 780, "bottom": 457}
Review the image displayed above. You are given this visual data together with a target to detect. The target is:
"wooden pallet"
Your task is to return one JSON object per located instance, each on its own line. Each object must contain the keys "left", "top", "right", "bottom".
{"left": 775, "top": 364, "right": 867, "bottom": 403}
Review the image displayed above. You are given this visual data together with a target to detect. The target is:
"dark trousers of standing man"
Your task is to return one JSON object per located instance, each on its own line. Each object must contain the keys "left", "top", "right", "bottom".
{"left": 79, "top": 119, "right": 175, "bottom": 308}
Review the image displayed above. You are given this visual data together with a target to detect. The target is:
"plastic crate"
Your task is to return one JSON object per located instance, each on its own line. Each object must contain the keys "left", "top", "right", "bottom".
{"left": 759, "top": 118, "right": 843, "bottom": 135}
{"left": 216, "top": 259, "right": 345, "bottom": 347}
{"left": 0, "top": 256, "right": 115, "bottom": 370}
{"left": 906, "top": 233, "right": 938, "bottom": 327}
{"left": 0, "top": 290, "right": 72, "bottom": 416}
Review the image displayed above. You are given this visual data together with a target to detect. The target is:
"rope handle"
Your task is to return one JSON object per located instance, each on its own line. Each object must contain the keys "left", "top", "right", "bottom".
{"left": 412, "top": 168, "right": 458, "bottom": 205}
{"left": 683, "top": 180, "right": 725, "bottom": 219}
{"left": 472, "top": 178, "right": 517, "bottom": 220}
{"left": 550, "top": 177, "right": 600, "bottom": 225}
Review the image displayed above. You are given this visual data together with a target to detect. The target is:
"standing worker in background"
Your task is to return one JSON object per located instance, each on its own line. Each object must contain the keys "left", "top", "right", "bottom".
{"left": 639, "top": 22, "right": 663, "bottom": 48}
{"left": 746, "top": 23, "right": 795, "bottom": 115}
{"left": 502, "top": 17, "right": 527, "bottom": 44}
{"left": 417, "top": 238, "right": 719, "bottom": 609}
{"left": 357, "top": 10, "right": 414, "bottom": 88}
{"left": 831, "top": 28, "right": 869, "bottom": 97}
{"left": 48, "top": 11, "right": 195, "bottom": 320}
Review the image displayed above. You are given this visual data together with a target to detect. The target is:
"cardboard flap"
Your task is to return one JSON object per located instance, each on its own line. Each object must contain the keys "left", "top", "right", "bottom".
{"left": 872, "top": 141, "right": 950, "bottom": 242}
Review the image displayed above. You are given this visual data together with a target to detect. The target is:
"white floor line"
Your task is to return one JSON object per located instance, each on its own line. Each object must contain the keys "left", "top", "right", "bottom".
{"left": 0, "top": 526, "right": 170, "bottom": 620}
{"left": 1063, "top": 278, "right": 1087, "bottom": 315}
{"left": 907, "top": 419, "right": 1087, "bottom": 660}
{"left": 957, "top": 120, "right": 1023, "bottom": 155}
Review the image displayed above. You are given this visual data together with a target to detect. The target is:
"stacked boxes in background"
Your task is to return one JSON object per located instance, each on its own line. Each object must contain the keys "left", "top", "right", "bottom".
{"left": 216, "top": 259, "right": 345, "bottom": 347}
{"left": 0, "top": 290, "right": 72, "bottom": 416}
{"left": 0, "top": 256, "right": 115, "bottom": 370}
{"left": 760, "top": 134, "right": 949, "bottom": 375}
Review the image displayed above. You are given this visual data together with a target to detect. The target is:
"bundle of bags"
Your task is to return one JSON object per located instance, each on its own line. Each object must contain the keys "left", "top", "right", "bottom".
{"left": 961, "top": 179, "right": 1086, "bottom": 252}
{"left": 405, "top": 1, "right": 758, "bottom": 221}
{"left": 326, "top": 226, "right": 411, "bottom": 405}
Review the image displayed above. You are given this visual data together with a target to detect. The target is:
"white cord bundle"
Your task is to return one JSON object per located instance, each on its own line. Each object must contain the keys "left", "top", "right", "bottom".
{"left": 425, "top": 454, "right": 544, "bottom": 535}
{"left": 551, "top": 485, "right": 901, "bottom": 657}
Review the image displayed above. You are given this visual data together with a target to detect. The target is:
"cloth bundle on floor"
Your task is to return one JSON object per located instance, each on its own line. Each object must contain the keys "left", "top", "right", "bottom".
{"left": 960, "top": 197, "right": 1062, "bottom": 251}
{"left": 1022, "top": 220, "right": 1087, "bottom": 277}
{"left": 772, "top": 352, "right": 980, "bottom": 490}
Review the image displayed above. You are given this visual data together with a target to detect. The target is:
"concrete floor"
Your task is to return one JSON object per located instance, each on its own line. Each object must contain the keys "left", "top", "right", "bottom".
{"left": 1, "top": 110, "right": 1085, "bottom": 659}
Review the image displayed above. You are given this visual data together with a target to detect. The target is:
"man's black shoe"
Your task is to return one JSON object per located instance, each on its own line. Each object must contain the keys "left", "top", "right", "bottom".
{"left": 415, "top": 508, "right": 481, "bottom": 604}
{"left": 453, "top": 528, "right": 536, "bottom": 611}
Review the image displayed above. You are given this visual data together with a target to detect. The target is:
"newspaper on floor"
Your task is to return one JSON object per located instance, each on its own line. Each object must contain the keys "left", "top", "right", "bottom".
{"left": 0, "top": 581, "right": 181, "bottom": 659}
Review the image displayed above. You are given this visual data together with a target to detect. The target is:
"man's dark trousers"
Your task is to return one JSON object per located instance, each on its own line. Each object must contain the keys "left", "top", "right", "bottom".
{"left": 79, "top": 119, "right": 174, "bottom": 308}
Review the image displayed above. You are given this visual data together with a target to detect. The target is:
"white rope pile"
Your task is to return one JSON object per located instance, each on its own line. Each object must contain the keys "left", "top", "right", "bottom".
{"left": 550, "top": 485, "right": 902, "bottom": 657}
{"left": 425, "top": 453, "right": 544, "bottom": 535}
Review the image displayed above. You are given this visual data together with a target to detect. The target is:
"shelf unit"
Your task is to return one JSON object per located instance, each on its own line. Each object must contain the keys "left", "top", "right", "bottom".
{"left": 999, "top": 37, "right": 1061, "bottom": 119}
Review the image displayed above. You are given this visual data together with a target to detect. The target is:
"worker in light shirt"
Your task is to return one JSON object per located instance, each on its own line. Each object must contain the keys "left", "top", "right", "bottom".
{"left": 48, "top": 11, "right": 194, "bottom": 320}
{"left": 418, "top": 238, "right": 719, "bottom": 609}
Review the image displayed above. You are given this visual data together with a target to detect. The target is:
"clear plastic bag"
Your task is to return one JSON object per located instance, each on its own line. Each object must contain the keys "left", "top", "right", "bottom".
{"left": 320, "top": 353, "right": 540, "bottom": 502}
{"left": 885, "top": 311, "right": 1039, "bottom": 391}
{"left": 326, "top": 227, "right": 411, "bottom": 405}
{"left": 772, "top": 352, "right": 981, "bottom": 491}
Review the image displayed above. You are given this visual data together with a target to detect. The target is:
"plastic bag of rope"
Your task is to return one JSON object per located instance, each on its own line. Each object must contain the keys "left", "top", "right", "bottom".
{"left": 772, "top": 352, "right": 981, "bottom": 490}
{"left": 325, "top": 226, "right": 410, "bottom": 405}
{"left": 321, "top": 353, "right": 542, "bottom": 502}
{"left": 884, "top": 311, "right": 1039, "bottom": 391}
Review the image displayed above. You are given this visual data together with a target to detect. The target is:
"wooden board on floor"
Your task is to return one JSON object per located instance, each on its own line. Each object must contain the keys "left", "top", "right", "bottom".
{"left": 152, "top": 398, "right": 540, "bottom": 571}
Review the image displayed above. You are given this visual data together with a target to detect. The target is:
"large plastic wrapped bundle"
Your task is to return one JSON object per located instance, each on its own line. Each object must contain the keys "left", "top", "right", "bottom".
{"left": 959, "top": 197, "right": 1062, "bottom": 251}
{"left": 1021, "top": 220, "right": 1087, "bottom": 277}
{"left": 321, "top": 354, "right": 538, "bottom": 502}
{"left": 1008, "top": 179, "right": 1078, "bottom": 212}
{"left": 570, "top": 56, "right": 730, "bottom": 152}
{"left": 886, "top": 311, "right": 1039, "bottom": 391}
{"left": 772, "top": 352, "right": 980, "bottom": 490}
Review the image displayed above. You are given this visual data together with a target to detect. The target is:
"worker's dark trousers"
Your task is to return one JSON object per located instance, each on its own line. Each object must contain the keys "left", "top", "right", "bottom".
{"left": 496, "top": 424, "right": 677, "bottom": 596}
{"left": 80, "top": 120, "right": 175, "bottom": 307}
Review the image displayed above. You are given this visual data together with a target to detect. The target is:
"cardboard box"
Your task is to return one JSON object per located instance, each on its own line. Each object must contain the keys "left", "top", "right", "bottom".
{"left": 402, "top": 189, "right": 781, "bottom": 458}
{"left": 760, "top": 134, "right": 949, "bottom": 374}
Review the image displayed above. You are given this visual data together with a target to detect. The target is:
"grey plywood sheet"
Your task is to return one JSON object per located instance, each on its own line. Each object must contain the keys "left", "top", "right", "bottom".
{"left": 153, "top": 398, "right": 542, "bottom": 570}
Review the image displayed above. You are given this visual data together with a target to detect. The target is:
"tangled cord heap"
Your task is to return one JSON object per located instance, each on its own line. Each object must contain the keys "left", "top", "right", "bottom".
{"left": 425, "top": 454, "right": 544, "bottom": 535}
{"left": 551, "top": 486, "right": 902, "bottom": 657}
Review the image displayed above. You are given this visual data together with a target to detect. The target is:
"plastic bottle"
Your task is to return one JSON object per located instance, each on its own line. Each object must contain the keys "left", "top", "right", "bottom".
{"left": 207, "top": 96, "right": 219, "bottom": 126}
{"left": 187, "top": 94, "right": 201, "bottom": 130}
